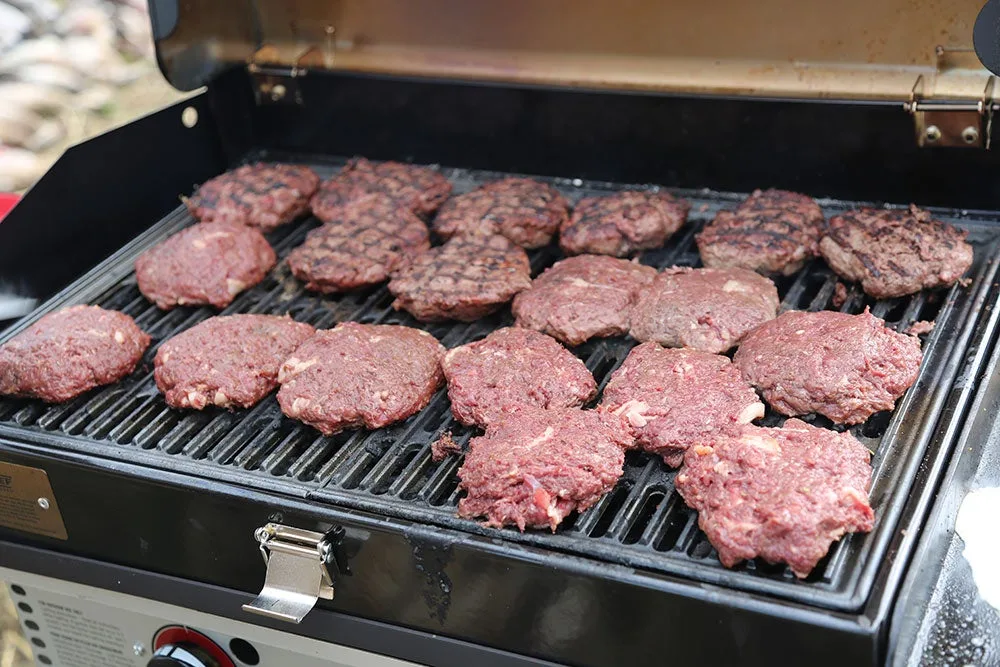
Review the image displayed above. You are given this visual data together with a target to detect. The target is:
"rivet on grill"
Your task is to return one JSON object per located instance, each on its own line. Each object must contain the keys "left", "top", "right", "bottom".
{"left": 925, "top": 125, "right": 942, "bottom": 143}
{"left": 962, "top": 126, "right": 980, "bottom": 144}
{"left": 36, "top": 497, "right": 49, "bottom": 510}
{"left": 181, "top": 106, "right": 199, "bottom": 128}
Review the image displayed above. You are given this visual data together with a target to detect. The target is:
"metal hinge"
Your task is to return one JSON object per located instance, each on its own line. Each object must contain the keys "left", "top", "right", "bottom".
{"left": 906, "top": 47, "right": 998, "bottom": 148}
{"left": 242, "top": 523, "right": 336, "bottom": 623}
{"left": 247, "top": 31, "right": 335, "bottom": 106}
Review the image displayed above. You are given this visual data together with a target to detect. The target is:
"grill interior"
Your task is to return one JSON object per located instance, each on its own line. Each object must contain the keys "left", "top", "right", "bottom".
{"left": 2, "top": 156, "right": 999, "bottom": 611}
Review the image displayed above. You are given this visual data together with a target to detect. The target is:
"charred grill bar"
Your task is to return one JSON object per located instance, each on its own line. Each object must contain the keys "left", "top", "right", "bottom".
{"left": 3, "top": 2, "right": 1000, "bottom": 666}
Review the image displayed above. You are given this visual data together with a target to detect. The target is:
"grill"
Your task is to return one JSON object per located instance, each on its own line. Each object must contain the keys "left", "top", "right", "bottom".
{"left": 2, "top": 159, "right": 997, "bottom": 615}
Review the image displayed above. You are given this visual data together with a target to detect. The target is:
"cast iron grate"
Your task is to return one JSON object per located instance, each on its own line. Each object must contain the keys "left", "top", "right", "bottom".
{"left": 1, "top": 158, "right": 998, "bottom": 611}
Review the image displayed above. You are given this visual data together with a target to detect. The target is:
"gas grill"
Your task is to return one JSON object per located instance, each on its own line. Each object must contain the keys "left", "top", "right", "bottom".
{"left": 4, "top": 2, "right": 1000, "bottom": 666}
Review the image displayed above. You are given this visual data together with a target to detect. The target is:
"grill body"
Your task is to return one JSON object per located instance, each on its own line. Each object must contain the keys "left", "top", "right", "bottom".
{"left": 3, "top": 71, "right": 1000, "bottom": 667}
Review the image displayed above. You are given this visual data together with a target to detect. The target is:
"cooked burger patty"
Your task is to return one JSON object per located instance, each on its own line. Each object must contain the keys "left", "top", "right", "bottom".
{"left": 819, "top": 205, "right": 973, "bottom": 298}
{"left": 458, "top": 406, "right": 632, "bottom": 531}
{"left": 512, "top": 255, "right": 657, "bottom": 346}
{"left": 154, "top": 314, "right": 314, "bottom": 410}
{"left": 675, "top": 419, "right": 874, "bottom": 578}
{"left": 311, "top": 157, "right": 452, "bottom": 221}
{"left": 286, "top": 196, "right": 430, "bottom": 293}
{"left": 629, "top": 267, "right": 780, "bottom": 353}
{"left": 442, "top": 327, "right": 597, "bottom": 427}
{"left": 559, "top": 190, "right": 690, "bottom": 257}
{"left": 734, "top": 309, "right": 922, "bottom": 424}
{"left": 185, "top": 162, "right": 319, "bottom": 231}
{"left": 135, "top": 221, "right": 276, "bottom": 310}
{"left": 601, "top": 343, "right": 764, "bottom": 467}
{"left": 432, "top": 177, "right": 570, "bottom": 249}
{"left": 388, "top": 232, "right": 532, "bottom": 322}
{"left": 277, "top": 322, "right": 444, "bottom": 435}
{"left": 0, "top": 305, "right": 149, "bottom": 402}
{"left": 696, "top": 189, "right": 825, "bottom": 275}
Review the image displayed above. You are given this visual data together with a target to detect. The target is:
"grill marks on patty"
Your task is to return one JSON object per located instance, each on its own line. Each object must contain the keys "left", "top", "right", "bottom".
{"left": 560, "top": 190, "right": 690, "bottom": 257}
{"left": 186, "top": 163, "right": 320, "bottom": 231}
{"left": 819, "top": 205, "right": 973, "bottom": 298}
{"left": 432, "top": 177, "right": 570, "bottom": 249}
{"left": 696, "top": 189, "right": 825, "bottom": 275}
{"left": 311, "top": 157, "right": 452, "bottom": 221}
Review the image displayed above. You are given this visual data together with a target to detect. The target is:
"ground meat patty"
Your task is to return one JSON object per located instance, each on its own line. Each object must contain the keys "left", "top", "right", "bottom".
{"left": 675, "top": 419, "right": 874, "bottom": 578}
{"left": 388, "top": 232, "right": 532, "bottom": 322}
{"left": 154, "top": 314, "right": 314, "bottom": 410}
{"left": 277, "top": 322, "right": 444, "bottom": 435}
{"left": 432, "top": 177, "right": 570, "bottom": 249}
{"left": 512, "top": 255, "right": 656, "bottom": 346}
{"left": 819, "top": 205, "right": 974, "bottom": 298}
{"left": 286, "top": 196, "right": 430, "bottom": 293}
{"left": 311, "top": 157, "right": 452, "bottom": 221}
{"left": 457, "top": 406, "right": 632, "bottom": 531}
{"left": 559, "top": 191, "right": 690, "bottom": 257}
{"left": 135, "top": 222, "right": 276, "bottom": 310}
{"left": 734, "top": 308, "right": 922, "bottom": 424}
{"left": 601, "top": 343, "right": 764, "bottom": 467}
{"left": 696, "top": 189, "right": 825, "bottom": 275}
{"left": 185, "top": 163, "right": 319, "bottom": 231}
{"left": 442, "top": 327, "right": 597, "bottom": 427}
{"left": 629, "top": 267, "right": 780, "bottom": 353}
{"left": 0, "top": 305, "right": 149, "bottom": 402}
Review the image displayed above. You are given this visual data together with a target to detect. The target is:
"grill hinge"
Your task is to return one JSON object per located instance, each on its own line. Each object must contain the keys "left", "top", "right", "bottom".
{"left": 906, "top": 47, "right": 998, "bottom": 148}
{"left": 247, "top": 40, "right": 332, "bottom": 106}
{"left": 242, "top": 523, "right": 336, "bottom": 623}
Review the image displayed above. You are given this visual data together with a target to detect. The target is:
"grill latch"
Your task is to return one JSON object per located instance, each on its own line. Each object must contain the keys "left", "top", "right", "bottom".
{"left": 242, "top": 523, "right": 336, "bottom": 623}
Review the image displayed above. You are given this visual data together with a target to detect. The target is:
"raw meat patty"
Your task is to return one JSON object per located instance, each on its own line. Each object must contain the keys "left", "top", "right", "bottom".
{"left": 560, "top": 190, "right": 690, "bottom": 257}
{"left": 276, "top": 322, "right": 444, "bottom": 435}
{"left": 819, "top": 205, "right": 973, "bottom": 298}
{"left": 388, "top": 232, "right": 531, "bottom": 322}
{"left": 734, "top": 308, "right": 922, "bottom": 424}
{"left": 629, "top": 267, "right": 780, "bottom": 353}
{"left": 311, "top": 157, "right": 452, "bottom": 221}
{"left": 442, "top": 327, "right": 597, "bottom": 427}
{"left": 457, "top": 406, "right": 632, "bottom": 531}
{"left": 0, "top": 305, "right": 149, "bottom": 402}
{"left": 601, "top": 343, "right": 764, "bottom": 467}
{"left": 432, "top": 177, "right": 570, "bottom": 249}
{"left": 675, "top": 419, "right": 874, "bottom": 578}
{"left": 135, "top": 221, "right": 276, "bottom": 310}
{"left": 696, "top": 189, "right": 825, "bottom": 275}
{"left": 185, "top": 163, "right": 319, "bottom": 231}
{"left": 512, "top": 255, "right": 656, "bottom": 346}
{"left": 286, "top": 196, "right": 430, "bottom": 293}
{"left": 154, "top": 314, "right": 315, "bottom": 410}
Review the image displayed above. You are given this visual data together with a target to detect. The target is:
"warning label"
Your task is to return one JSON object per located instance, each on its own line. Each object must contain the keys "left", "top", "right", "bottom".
{"left": 39, "top": 600, "right": 133, "bottom": 667}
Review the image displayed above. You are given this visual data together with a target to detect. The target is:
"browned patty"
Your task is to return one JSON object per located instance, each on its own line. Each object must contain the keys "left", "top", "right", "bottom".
{"left": 734, "top": 308, "right": 922, "bottom": 424}
{"left": 601, "top": 343, "right": 764, "bottom": 467}
{"left": 311, "top": 158, "right": 452, "bottom": 221}
{"left": 629, "top": 267, "right": 780, "bottom": 353}
{"left": 559, "top": 191, "right": 690, "bottom": 257}
{"left": 135, "top": 222, "right": 276, "bottom": 310}
{"left": 432, "top": 177, "right": 570, "bottom": 249}
{"left": 388, "top": 232, "right": 532, "bottom": 322}
{"left": 512, "top": 255, "right": 656, "bottom": 346}
{"left": 0, "top": 305, "right": 150, "bottom": 402}
{"left": 277, "top": 323, "right": 445, "bottom": 435}
{"left": 286, "top": 196, "right": 430, "bottom": 293}
{"left": 185, "top": 163, "right": 320, "bottom": 231}
{"left": 675, "top": 420, "right": 874, "bottom": 578}
{"left": 696, "top": 189, "right": 825, "bottom": 275}
{"left": 154, "top": 314, "right": 315, "bottom": 410}
{"left": 442, "top": 327, "right": 597, "bottom": 427}
{"left": 458, "top": 406, "right": 632, "bottom": 531}
{"left": 819, "top": 205, "right": 974, "bottom": 298}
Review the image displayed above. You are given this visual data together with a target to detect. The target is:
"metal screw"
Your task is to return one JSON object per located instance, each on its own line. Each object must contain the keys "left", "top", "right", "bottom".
{"left": 270, "top": 84, "right": 287, "bottom": 102}
{"left": 181, "top": 106, "right": 199, "bottom": 128}
{"left": 36, "top": 498, "right": 49, "bottom": 510}
{"left": 133, "top": 641, "right": 146, "bottom": 657}
{"left": 925, "top": 125, "right": 942, "bottom": 143}
{"left": 962, "top": 126, "right": 980, "bottom": 144}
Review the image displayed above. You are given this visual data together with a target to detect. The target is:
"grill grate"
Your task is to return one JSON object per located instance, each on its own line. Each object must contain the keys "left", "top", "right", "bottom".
{"left": 2, "top": 158, "right": 999, "bottom": 610}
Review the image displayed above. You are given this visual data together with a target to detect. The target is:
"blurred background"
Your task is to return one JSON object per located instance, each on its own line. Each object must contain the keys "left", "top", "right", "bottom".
{"left": 1, "top": 1, "right": 182, "bottom": 663}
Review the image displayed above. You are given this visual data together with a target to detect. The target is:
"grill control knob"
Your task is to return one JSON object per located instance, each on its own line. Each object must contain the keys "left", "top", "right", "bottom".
{"left": 147, "top": 643, "right": 218, "bottom": 667}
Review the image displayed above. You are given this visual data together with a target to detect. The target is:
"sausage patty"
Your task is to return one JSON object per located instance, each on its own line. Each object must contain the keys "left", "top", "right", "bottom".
{"left": 559, "top": 191, "right": 690, "bottom": 257}
{"left": 311, "top": 158, "right": 452, "bottom": 221}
